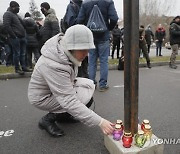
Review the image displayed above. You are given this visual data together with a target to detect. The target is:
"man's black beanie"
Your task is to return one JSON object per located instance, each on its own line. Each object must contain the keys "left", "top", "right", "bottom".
{"left": 10, "top": 1, "right": 19, "bottom": 7}
{"left": 41, "top": 2, "right": 50, "bottom": 10}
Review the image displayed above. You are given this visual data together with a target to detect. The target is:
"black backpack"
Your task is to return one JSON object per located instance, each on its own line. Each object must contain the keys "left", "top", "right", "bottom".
{"left": 60, "top": 18, "right": 68, "bottom": 34}
{"left": 118, "top": 56, "right": 124, "bottom": 70}
{"left": 87, "top": 4, "right": 107, "bottom": 33}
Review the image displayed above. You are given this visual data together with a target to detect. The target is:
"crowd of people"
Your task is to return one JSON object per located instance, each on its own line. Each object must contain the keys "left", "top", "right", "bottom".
{"left": 0, "top": 0, "right": 179, "bottom": 137}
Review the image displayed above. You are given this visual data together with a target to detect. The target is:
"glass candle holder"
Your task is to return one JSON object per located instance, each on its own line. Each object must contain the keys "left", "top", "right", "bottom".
{"left": 116, "top": 119, "right": 124, "bottom": 131}
{"left": 113, "top": 124, "right": 123, "bottom": 141}
{"left": 134, "top": 130, "right": 147, "bottom": 148}
{"left": 141, "top": 119, "right": 150, "bottom": 131}
{"left": 122, "top": 131, "right": 133, "bottom": 148}
{"left": 143, "top": 124, "right": 152, "bottom": 140}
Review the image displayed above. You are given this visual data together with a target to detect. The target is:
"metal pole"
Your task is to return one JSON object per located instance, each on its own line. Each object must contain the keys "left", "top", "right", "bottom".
{"left": 124, "top": 0, "right": 139, "bottom": 135}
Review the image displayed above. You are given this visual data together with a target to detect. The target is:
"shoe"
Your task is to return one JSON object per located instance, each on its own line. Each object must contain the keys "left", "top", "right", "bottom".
{"left": 99, "top": 85, "right": 109, "bottom": 92}
{"left": 15, "top": 69, "right": 24, "bottom": 75}
{"left": 38, "top": 113, "right": 64, "bottom": 137}
{"left": 169, "top": 63, "right": 177, "bottom": 69}
{"left": 22, "top": 68, "right": 33, "bottom": 72}
{"left": 159, "top": 55, "right": 163, "bottom": 56}
{"left": 147, "top": 62, "right": 152, "bottom": 69}
{"left": 56, "top": 113, "right": 79, "bottom": 123}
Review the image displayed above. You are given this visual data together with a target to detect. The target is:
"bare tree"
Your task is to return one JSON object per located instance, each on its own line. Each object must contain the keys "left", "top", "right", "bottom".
{"left": 29, "top": 0, "right": 42, "bottom": 20}
{"left": 139, "top": 0, "right": 176, "bottom": 16}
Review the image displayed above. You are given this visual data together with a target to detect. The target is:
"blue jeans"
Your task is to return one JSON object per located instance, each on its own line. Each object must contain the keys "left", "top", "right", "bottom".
{"left": 88, "top": 40, "right": 110, "bottom": 88}
{"left": 10, "top": 37, "right": 27, "bottom": 70}
{"left": 5, "top": 44, "right": 13, "bottom": 66}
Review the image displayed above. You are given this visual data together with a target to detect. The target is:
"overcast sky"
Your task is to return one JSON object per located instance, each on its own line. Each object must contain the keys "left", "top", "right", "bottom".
{"left": 0, "top": 0, "right": 179, "bottom": 20}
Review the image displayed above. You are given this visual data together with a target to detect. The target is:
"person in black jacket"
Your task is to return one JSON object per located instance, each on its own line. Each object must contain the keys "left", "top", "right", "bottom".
{"left": 169, "top": 16, "right": 180, "bottom": 69}
{"left": 155, "top": 24, "right": 166, "bottom": 56}
{"left": 111, "top": 24, "right": 122, "bottom": 59}
{"left": 3, "top": 1, "right": 31, "bottom": 74}
{"left": 40, "top": 2, "right": 60, "bottom": 46}
{"left": 145, "top": 25, "right": 154, "bottom": 53}
{"left": 24, "top": 12, "right": 40, "bottom": 69}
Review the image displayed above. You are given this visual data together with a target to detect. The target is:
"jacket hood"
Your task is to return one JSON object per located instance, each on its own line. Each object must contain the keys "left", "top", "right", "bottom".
{"left": 47, "top": 8, "right": 56, "bottom": 15}
{"left": 71, "top": 0, "right": 82, "bottom": 7}
{"left": 41, "top": 34, "right": 81, "bottom": 67}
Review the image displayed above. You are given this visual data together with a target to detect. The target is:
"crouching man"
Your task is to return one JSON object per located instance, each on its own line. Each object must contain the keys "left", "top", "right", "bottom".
{"left": 28, "top": 25, "right": 114, "bottom": 137}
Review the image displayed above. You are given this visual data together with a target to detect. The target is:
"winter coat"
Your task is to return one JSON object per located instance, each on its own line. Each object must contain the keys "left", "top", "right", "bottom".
{"left": 112, "top": 26, "right": 122, "bottom": 40}
{"left": 23, "top": 17, "right": 39, "bottom": 48}
{"left": 40, "top": 8, "right": 60, "bottom": 44}
{"left": 145, "top": 28, "right": 154, "bottom": 45}
{"left": 3, "top": 7, "right": 25, "bottom": 38}
{"left": 169, "top": 21, "right": 180, "bottom": 45}
{"left": 155, "top": 28, "right": 166, "bottom": 42}
{"left": 28, "top": 34, "right": 102, "bottom": 127}
{"left": 0, "top": 23, "right": 8, "bottom": 45}
{"left": 77, "top": 0, "right": 118, "bottom": 43}
{"left": 64, "top": 0, "right": 82, "bottom": 27}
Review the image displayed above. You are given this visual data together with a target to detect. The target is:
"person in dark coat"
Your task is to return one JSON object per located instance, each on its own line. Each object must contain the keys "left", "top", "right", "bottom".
{"left": 139, "top": 25, "right": 151, "bottom": 69}
{"left": 145, "top": 25, "right": 154, "bottom": 53}
{"left": 169, "top": 16, "right": 180, "bottom": 69}
{"left": 111, "top": 24, "right": 122, "bottom": 59}
{"left": 64, "top": 0, "right": 88, "bottom": 78}
{"left": 3, "top": 1, "right": 31, "bottom": 74}
{"left": 23, "top": 12, "right": 40, "bottom": 69}
{"left": 0, "top": 21, "right": 13, "bottom": 66}
{"left": 0, "top": 21, "right": 6, "bottom": 65}
{"left": 40, "top": 2, "right": 60, "bottom": 45}
{"left": 77, "top": 0, "right": 118, "bottom": 92}
{"left": 155, "top": 24, "right": 166, "bottom": 56}
{"left": 64, "top": 0, "right": 82, "bottom": 28}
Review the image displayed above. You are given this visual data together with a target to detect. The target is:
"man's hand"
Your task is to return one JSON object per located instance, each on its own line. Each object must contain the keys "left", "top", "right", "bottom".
{"left": 99, "top": 119, "right": 115, "bottom": 135}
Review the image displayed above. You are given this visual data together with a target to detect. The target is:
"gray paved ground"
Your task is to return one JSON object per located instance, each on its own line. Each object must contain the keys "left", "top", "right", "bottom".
{"left": 0, "top": 65, "right": 180, "bottom": 154}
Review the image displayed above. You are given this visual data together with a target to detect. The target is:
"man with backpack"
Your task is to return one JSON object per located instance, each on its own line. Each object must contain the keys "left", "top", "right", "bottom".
{"left": 77, "top": 0, "right": 118, "bottom": 92}
{"left": 62, "top": 0, "right": 89, "bottom": 78}
{"left": 61, "top": 0, "right": 82, "bottom": 33}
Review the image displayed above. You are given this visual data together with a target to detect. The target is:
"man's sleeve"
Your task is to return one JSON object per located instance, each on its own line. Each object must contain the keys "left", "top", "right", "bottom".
{"left": 3, "top": 12, "right": 16, "bottom": 38}
{"left": 170, "top": 24, "right": 180, "bottom": 36}
{"left": 107, "top": 1, "right": 118, "bottom": 31}
{"left": 77, "top": 5, "right": 86, "bottom": 24}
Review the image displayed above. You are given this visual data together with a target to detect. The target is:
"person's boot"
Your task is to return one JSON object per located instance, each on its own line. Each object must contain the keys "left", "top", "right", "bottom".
{"left": 169, "top": 62, "right": 177, "bottom": 69}
{"left": 147, "top": 61, "right": 152, "bottom": 69}
{"left": 39, "top": 113, "right": 64, "bottom": 137}
{"left": 22, "top": 67, "right": 33, "bottom": 72}
{"left": 15, "top": 69, "right": 25, "bottom": 75}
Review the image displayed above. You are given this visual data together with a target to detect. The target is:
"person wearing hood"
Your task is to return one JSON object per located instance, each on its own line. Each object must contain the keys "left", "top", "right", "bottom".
{"left": 23, "top": 12, "right": 40, "bottom": 69}
{"left": 40, "top": 2, "right": 60, "bottom": 46}
{"left": 169, "top": 16, "right": 180, "bottom": 69}
{"left": 155, "top": 24, "right": 166, "bottom": 56}
{"left": 3, "top": 1, "right": 31, "bottom": 74}
{"left": 145, "top": 25, "right": 154, "bottom": 54}
{"left": 28, "top": 25, "right": 114, "bottom": 137}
